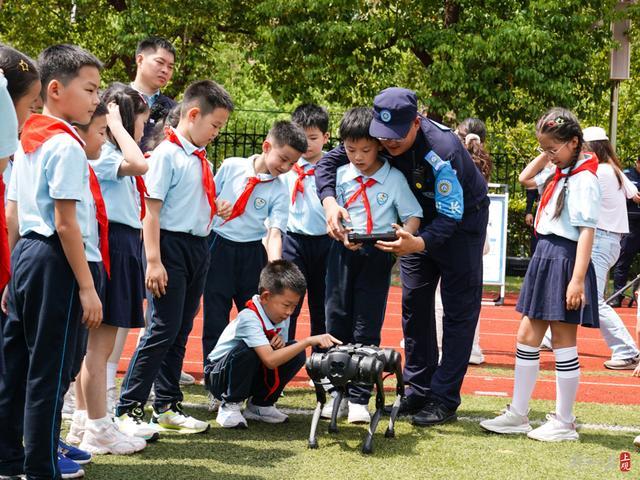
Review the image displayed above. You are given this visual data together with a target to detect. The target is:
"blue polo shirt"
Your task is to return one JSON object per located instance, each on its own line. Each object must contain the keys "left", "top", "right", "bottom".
{"left": 282, "top": 158, "right": 326, "bottom": 236}
{"left": 144, "top": 131, "right": 213, "bottom": 237}
{"left": 336, "top": 160, "right": 423, "bottom": 234}
{"left": 0, "top": 73, "right": 18, "bottom": 158}
{"left": 89, "top": 141, "right": 143, "bottom": 229}
{"left": 8, "top": 118, "right": 93, "bottom": 246}
{"left": 208, "top": 294, "right": 290, "bottom": 362}
{"left": 212, "top": 155, "right": 289, "bottom": 242}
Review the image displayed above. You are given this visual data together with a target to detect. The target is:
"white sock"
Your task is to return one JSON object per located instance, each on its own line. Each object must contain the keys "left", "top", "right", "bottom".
{"left": 86, "top": 415, "right": 112, "bottom": 431}
{"left": 72, "top": 409, "right": 87, "bottom": 425}
{"left": 511, "top": 343, "right": 540, "bottom": 417}
{"left": 106, "top": 362, "right": 118, "bottom": 390}
{"left": 554, "top": 346, "right": 579, "bottom": 424}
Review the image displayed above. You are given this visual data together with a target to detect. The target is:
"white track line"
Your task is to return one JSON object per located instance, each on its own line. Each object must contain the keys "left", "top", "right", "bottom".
{"left": 180, "top": 402, "right": 640, "bottom": 433}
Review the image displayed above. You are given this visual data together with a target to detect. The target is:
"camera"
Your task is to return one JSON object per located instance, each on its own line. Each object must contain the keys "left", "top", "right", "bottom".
{"left": 305, "top": 344, "right": 405, "bottom": 454}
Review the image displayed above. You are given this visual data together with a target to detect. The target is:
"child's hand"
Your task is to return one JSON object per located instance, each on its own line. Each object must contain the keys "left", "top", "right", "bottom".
{"left": 525, "top": 213, "right": 534, "bottom": 227}
{"left": 106, "top": 102, "right": 123, "bottom": 129}
{"left": 146, "top": 261, "right": 168, "bottom": 298}
{"left": 270, "top": 334, "right": 285, "bottom": 350}
{"left": 79, "top": 286, "right": 103, "bottom": 329}
{"left": 341, "top": 228, "right": 361, "bottom": 251}
{"left": 216, "top": 199, "right": 232, "bottom": 220}
{"left": 566, "top": 279, "right": 585, "bottom": 311}
{"left": 1, "top": 287, "right": 8, "bottom": 315}
{"left": 308, "top": 334, "right": 342, "bottom": 349}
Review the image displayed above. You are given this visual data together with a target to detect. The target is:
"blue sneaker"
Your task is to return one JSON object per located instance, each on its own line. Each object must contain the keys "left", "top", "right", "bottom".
{"left": 59, "top": 438, "right": 92, "bottom": 465}
{"left": 57, "top": 452, "right": 85, "bottom": 479}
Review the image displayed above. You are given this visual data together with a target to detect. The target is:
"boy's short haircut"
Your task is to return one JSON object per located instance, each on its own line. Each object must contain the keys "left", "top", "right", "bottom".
{"left": 181, "top": 80, "right": 234, "bottom": 117}
{"left": 136, "top": 36, "right": 176, "bottom": 58}
{"left": 259, "top": 260, "right": 307, "bottom": 298}
{"left": 292, "top": 103, "right": 329, "bottom": 134}
{"left": 74, "top": 102, "right": 108, "bottom": 132}
{"left": 38, "top": 44, "right": 103, "bottom": 101}
{"left": 339, "top": 107, "right": 376, "bottom": 143}
{"left": 267, "top": 120, "right": 308, "bottom": 154}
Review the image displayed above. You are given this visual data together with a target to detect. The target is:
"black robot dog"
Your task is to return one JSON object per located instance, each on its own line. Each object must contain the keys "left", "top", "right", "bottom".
{"left": 305, "top": 344, "right": 404, "bottom": 454}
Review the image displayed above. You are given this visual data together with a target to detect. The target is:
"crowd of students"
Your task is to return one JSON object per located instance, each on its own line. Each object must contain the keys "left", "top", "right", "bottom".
{"left": 1, "top": 35, "right": 639, "bottom": 480}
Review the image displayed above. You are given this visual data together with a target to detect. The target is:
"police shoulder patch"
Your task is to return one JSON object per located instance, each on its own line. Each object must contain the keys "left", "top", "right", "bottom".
{"left": 437, "top": 179, "right": 452, "bottom": 196}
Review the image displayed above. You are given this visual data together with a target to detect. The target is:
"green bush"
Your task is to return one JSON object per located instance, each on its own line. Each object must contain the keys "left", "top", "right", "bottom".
{"left": 506, "top": 193, "right": 534, "bottom": 258}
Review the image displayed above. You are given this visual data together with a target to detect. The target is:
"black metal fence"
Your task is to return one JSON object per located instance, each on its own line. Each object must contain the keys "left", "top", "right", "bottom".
{"left": 208, "top": 113, "right": 528, "bottom": 194}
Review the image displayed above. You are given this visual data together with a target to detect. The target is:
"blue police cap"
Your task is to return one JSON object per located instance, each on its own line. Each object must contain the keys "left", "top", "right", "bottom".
{"left": 369, "top": 87, "right": 418, "bottom": 139}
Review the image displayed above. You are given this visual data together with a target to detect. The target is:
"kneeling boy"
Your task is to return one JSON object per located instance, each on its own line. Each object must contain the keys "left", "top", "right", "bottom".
{"left": 206, "top": 260, "right": 340, "bottom": 428}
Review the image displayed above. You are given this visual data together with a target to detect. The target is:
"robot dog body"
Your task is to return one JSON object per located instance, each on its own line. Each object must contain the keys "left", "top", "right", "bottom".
{"left": 305, "top": 344, "right": 405, "bottom": 454}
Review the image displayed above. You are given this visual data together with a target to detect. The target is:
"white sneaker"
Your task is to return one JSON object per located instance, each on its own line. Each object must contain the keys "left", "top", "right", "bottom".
{"left": 479, "top": 405, "right": 532, "bottom": 434}
{"left": 62, "top": 384, "right": 76, "bottom": 420}
{"left": 106, "top": 387, "right": 118, "bottom": 417}
{"left": 80, "top": 419, "right": 146, "bottom": 455}
{"left": 321, "top": 393, "right": 348, "bottom": 419}
{"left": 469, "top": 346, "right": 485, "bottom": 365}
{"left": 66, "top": 411, "right": 87, "bottom": 445}
{"left": 347, "top": 401, "right": 371, "bottom": 424}
{"left": 527, "top": 413, "right": 579, "bottom": 442}
{"left": 216, "top": 402, "right": 248, "bottom": 429}
{"left": 207, "top": 392, "right": 220, "bottom": 413}
{"left": 243, "top": 400, "right": 288, "bottom": 424}
{"left": 115, "top": 409, "right": 160, "bottom": 442}
{"left": 179, "top": 371, "right": 196, "bottom": 386}
{"left": 151, "top": 403, "right": 210, "bottom": 434}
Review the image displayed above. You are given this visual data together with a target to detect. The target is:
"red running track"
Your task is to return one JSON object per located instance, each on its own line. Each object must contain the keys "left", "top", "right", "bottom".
{"left": 118, "top": 287, "right": 640, "bottom": 405}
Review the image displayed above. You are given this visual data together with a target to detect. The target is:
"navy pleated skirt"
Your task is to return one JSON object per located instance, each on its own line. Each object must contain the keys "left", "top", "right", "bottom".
{"left": 516, "top": 234, "right": 599, "bottom": 328}
{"left": 103, "top": 222, "right": 145, "bottom": 328}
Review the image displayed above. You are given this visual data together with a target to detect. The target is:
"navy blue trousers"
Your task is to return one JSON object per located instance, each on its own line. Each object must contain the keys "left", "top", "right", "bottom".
{"left": 206, "top": 341, "right": 305, "bottom": 406}
{"left": 612, "top": 219, "right": 640, "bottom": 293}
{"left": 325, "top": 242, "right": 395, "bottom": 404}
{"left": 118, "top": 231, "right": 209, "bottom": 413}
{"left": 282, "top": 232, "right": 331, "bottom": 343}
{"left": 402, "top": 204, "right": 488, "bottom": 410}
{"left": 202, "top": 233, "right": 267, "bottom": 366}
{"left": 0, "top": 234, "right": 103, "bottom": 480}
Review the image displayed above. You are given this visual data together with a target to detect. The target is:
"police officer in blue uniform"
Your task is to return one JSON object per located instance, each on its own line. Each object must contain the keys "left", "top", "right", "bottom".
{"left": 610, "top": 158, "right": 640, "bottom": 307}
{"left": 316, "top": 87, "right": 489, "bottom": 426}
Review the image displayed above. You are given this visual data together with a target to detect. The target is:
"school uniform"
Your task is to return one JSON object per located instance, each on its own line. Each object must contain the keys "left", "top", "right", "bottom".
{"left": 89, "top": 141, "right": 146, "bottom": 329}
{"left": 205, "top": 295, "right": 305, "bottom": 406}
{"left": 0, "top": 114, "right": 104, "bottom": 479}
{"left": 281, "top": 158, "right": 331, "bottom": 342}
{"left": 517, "top": 154, "right": 600, "bottom": 326}
{"left": 202, "top": 156, "right": 288, "bottom": 367}
{"left": 325, "top": 160, "right": 422, "bottom": 404}
{"left": 0, "top": 73, "right": 18, "bottom": 376}
{"left": 117, "top": 128, "right": 214, "bottom": 414}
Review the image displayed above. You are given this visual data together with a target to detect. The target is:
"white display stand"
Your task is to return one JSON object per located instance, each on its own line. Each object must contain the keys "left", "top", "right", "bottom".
{"left": 482, "top": 183, "right": 509, "bottom": 306}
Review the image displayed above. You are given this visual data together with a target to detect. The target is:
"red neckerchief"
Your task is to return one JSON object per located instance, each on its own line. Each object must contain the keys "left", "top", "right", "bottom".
{"left": 0, "top": 177, "right": 10, "bottom": 290}
{"left": 343, "top": 176, "right": 377, "bottom": 234}
{"left": 245, "top": 298, "right": 281, "bottom": 401}
{"left": 291, "top": 163, "right": 315, "bottom": 205}
{"left": 20, "top": 113, "right": 83, "bottom": 153}
{"left": 535, "top": 152, "right": 599, "bottom": 233}
{"left": 88, "top": 166, "right": 111, "bottom": 278}
{"left": 222, "top": 164, "right": 274, "bottom": 225}
{"left": 164, "top": 128, "right": 217, "bottom": 225}
{"left": 20, "top": 114, "right": 110, "bottom": 276}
